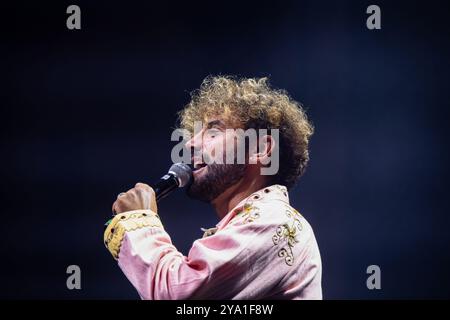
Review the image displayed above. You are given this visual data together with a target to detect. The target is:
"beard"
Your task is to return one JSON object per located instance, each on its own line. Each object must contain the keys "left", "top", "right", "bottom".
{"left": 186, "top": 163, "right": 246, "bottom": 202}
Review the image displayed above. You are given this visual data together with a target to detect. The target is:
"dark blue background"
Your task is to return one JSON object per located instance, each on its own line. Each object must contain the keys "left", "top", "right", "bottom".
{"left": 2, "top": 0, "right": 450, "bottom": 299}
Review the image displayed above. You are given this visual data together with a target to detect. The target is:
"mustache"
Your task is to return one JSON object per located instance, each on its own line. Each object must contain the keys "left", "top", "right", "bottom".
{"left": 202, "top": 153, "right": 213, "bottom": 164}
{"left": 189, "top": 147, "right": 245, "bottom": 166}
{"left": 189, "top": 148, "right": 214, "bottom": 164}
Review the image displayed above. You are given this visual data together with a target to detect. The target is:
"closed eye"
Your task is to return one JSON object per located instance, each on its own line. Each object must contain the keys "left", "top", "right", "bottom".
{"left": 204, "top": 128, "right": 221, "bottom": 138}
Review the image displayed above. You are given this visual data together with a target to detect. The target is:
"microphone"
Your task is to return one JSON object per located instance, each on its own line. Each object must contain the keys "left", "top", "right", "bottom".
{"left": 153, "top": 163, "right": 193, "bottom": 201}
{"left": 105, "top": 163, "right": 192, "bottom": 229}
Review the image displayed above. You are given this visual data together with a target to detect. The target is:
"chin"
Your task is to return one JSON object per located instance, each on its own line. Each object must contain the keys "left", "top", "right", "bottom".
{"left": 187, "top": 163, "right": 246, "bottom": 203}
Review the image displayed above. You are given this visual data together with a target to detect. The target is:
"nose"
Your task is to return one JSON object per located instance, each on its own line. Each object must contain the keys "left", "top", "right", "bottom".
{"left": 185, "top": 129, "right": 203, "bottom": 150}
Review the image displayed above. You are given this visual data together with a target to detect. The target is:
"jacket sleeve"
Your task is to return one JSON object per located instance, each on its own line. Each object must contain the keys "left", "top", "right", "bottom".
{"left": 103, "top": 207, "right": 286, "bottom": 300}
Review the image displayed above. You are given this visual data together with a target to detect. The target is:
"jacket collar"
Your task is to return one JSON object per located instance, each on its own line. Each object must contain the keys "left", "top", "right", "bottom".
{"left": 215, "top": 184, "right": 289, "bottom": 230}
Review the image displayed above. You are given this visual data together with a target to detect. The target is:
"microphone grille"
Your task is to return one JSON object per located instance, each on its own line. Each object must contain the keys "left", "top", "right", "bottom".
{"left": 168, "top": 163, "right": 193, "bottom": 187}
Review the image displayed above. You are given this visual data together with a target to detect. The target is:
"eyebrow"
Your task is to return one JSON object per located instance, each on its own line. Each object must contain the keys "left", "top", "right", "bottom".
{"left": 206, "top": 120, "right": 226, "bottom": 129}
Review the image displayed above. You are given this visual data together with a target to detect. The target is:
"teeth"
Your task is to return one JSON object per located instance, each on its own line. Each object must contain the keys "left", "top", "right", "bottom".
{"left": 194, "top": 163, "right": 206, "bottom": 170}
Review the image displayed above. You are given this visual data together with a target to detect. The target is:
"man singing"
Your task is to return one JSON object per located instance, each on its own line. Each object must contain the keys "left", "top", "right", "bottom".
{"left": 104, "top": 76, "right": 322, "bottom": 299}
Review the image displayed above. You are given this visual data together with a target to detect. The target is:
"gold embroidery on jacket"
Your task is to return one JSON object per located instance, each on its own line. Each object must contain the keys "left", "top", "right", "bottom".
{"left": 104, "top": 210, "right": 163, "bottom": 260}
{"left": 234, "top": 202, "right": 260, "bottom": 224}
{"left": 272, "top": 208, "right": 303, "bottom": 266}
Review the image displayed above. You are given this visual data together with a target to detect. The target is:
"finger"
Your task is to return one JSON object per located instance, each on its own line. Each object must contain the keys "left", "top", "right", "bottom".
{"left": 147, "top": 188, "right": 157, "bottom": 213}
{"left": 117, "top": 192, "right": 127, "bottom": 199}
{"left": 112, "top": 200, "right": 119, "bottom": 215}
{"left": 112, "top": 189, "right": 130, "bottom": 213}
{"left": 112, "top": 198, "right": 128, "bottom": 214}
{"left": 134, "top": 183, "right": 155, "bottom": 200}
{"left": 121, "top": 188, "right": 137, "bottom": 201}
{"left": 135, "top": 182, "right": 151, "bottom": 190}
{"left": 114, "top": 202, "right": 124, "bottom": 214}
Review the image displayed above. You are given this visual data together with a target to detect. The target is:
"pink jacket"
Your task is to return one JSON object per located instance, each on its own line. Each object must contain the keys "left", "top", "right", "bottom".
{"left": 104, "top": 184, "right": 322, "bottom": 299}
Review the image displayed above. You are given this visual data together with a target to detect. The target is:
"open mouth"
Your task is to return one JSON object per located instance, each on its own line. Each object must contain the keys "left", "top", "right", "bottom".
{"left": 193, "top": 162, "right": 208, "bottom": 171}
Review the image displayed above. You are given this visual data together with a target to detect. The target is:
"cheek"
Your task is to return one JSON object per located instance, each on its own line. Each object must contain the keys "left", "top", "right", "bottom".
{"left": 203, "top": 134, "right": 239, "bottom": 162}
{"left": 203, "top": 138, "right": 227, "bottom": 159}
{"left": 224, "top": 136, "right": 238, "bottom": 155}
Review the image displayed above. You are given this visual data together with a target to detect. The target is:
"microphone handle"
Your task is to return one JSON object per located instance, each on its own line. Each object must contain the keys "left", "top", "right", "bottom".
{"left": 153, "top": 173, "right": 179, "bottom": 202}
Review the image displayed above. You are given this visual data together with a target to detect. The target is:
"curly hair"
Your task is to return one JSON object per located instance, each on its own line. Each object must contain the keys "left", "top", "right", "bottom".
{"left": 178, "top": 75, "right": 314, "bottom": 189}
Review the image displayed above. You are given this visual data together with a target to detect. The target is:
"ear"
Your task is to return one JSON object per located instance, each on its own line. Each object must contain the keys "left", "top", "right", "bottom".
{"left": 249, "top": 135, "right": 276, "bottom": 164}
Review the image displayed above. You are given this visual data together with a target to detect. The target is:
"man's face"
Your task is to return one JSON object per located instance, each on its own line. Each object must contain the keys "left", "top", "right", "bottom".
{"left": 185, "top": 118, "right": 246, "bottom": 202}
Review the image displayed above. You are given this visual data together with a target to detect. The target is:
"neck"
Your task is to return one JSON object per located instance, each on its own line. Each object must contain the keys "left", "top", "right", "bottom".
{"left": 211, "top": 176, "right": 268, "bottom": 219}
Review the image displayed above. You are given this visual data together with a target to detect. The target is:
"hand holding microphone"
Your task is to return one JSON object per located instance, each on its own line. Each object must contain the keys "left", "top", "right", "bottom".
{"left": 112, "top": 182, "right": 158, "bottom": 215}
{"left": 112, "top": 163, "right": 192, "bottom": 215}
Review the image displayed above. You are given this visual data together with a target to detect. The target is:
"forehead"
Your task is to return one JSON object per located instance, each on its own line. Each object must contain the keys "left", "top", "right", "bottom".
{"left": 203, "top": 114, "right": 241, "bottom": 129}
{"left": 205, "top": 119, "right": 226, "bottom": 128}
